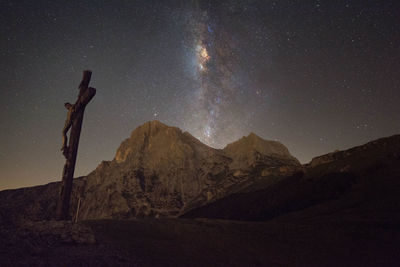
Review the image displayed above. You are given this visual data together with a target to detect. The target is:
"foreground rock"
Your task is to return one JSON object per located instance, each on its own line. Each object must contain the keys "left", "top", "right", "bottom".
{"left": 20, "top": 220, "right": 95, "bottom": 244}
{"left": 4, "top": 218, "right": 398, "bottom": 266}
{"left": 0, "top": 219, "right": 95, "bottom": 265}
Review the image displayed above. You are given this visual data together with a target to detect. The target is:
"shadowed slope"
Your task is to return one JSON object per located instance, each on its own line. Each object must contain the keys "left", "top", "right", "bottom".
{"left": 182, "top": 135, "right": 400, "bottom": 221}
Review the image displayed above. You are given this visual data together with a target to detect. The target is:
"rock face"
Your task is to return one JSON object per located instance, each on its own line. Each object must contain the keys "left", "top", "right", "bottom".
{"left": 0, "top": 178, "right": 85, "bottom": 222}
{"left": 182, "top": 135, "right": 400, "bottom": 221}
{"left": 181, "top": 133, "right": 301, "bottom": 214}
{"left": 79, "top": 121, "right": 231, "bottom": 219}
{"left": 0, "top": 120, "right": 300, "bottom": 221}
{"left": 78, "top": 121, "right": 300, "bottom": 219}
{"left": 224, "top": 133, "right": 300, "bottom": 170}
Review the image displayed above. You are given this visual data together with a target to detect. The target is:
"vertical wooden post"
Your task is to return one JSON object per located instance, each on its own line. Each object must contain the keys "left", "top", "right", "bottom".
{"left": 74, "top": 197, "right": 82, "bottom": 223}
{"left": 56, "top": 70, "right": 96, "bottom": 220}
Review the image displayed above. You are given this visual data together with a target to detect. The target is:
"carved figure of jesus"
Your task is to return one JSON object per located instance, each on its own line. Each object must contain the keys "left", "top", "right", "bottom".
{"left": 61, "top": 102, "right": 75, "bottom": 158}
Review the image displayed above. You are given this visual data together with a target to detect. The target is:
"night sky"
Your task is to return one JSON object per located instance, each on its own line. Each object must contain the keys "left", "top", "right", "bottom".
{"left": 1, "top": 0, "right": 399, "bottom": 190}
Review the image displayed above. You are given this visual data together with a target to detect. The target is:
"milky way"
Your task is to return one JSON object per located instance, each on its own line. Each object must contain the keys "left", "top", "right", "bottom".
{"left": 181, "top": 8, "right": 245, "bottom": 147}
{"left": 1, "top": 0, "right": 399, "bottom": 189}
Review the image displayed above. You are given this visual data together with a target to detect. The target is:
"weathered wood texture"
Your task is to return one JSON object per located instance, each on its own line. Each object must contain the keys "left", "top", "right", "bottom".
{"left": 56, "top": 70, "right": 96, "bottom": 220}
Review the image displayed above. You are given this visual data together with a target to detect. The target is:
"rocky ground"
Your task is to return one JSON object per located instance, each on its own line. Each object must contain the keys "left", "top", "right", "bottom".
{"left": 1, "top": 216, "right": 399, "bottom": 266}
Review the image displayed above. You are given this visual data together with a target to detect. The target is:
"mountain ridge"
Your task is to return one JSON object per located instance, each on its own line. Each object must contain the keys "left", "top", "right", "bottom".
{"left": 1, "top": 121, "right": 398, "bottom": 224}
{"left": 182, "top": 133, "right": 400, "bottom": 220}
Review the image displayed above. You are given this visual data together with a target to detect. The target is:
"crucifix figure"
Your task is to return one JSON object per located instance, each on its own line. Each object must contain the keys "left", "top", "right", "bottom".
{"left": 56, "top": 70, "right": 96, "bottom": 220}
{"left": 61, "top": 102, "right": 75, "bottom": 158}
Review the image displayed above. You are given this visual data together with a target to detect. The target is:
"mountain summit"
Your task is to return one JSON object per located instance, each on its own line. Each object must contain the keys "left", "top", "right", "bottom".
{"left": 224, "top": 132, "right": 300, "bottom": 169}
{"left": 80, "top": 120, "right": 231, "bottom": 219}
{"left": 114, "top": 120, "right": 217, "bottom": 164}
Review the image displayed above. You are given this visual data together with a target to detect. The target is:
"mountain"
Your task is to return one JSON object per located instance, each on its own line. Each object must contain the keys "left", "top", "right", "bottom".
{"left": 3, "top": 121, "right": 398, "bottom": 226}
{"left": 180, "top": 133, "right": 302, "bottom": 214}
{"left": 182, "top": 135, "right": 400, "bottom": 221}
{"left": 0, "top": 121, "right": 299, "bottom": 221}
{"left": 223, "top": 132, "right": 300, "bottom": 169}
{"left": 1, "top": 123, "right": 400, "bottom": 266}
{"left": 78, "top": 121, "right": 230, "bottom": 219}
{"left": 78, "top": 121, "right": 299, "bottom": 219}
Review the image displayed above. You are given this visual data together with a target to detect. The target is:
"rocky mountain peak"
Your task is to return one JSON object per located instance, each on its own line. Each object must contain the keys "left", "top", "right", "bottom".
{"left": 223, "top": 133, "right": 300, "bottom": 169}
{"left": 81, "top": 121, "right": 231, "bottom": 219}
{"left": 225, "top": 133, "right": 290, "bottom": 157}
{"left": 132, "top": 120, "right": 174, "bottom": 137}
{"left": 115, "top": 120, "right": 185, "bottom": 163}
{"left": 247, "top": 132, "right": 261, "bottom": 139}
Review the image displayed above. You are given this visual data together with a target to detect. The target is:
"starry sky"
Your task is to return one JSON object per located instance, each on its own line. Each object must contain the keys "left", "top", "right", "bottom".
{"left": 1, "top": 0, "right": 399, "bottom": 190}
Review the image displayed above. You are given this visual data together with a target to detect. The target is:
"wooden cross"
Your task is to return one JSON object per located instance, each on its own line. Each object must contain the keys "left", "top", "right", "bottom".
{"left": 56, "top": 70, "right": 96, "bottom": 220}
